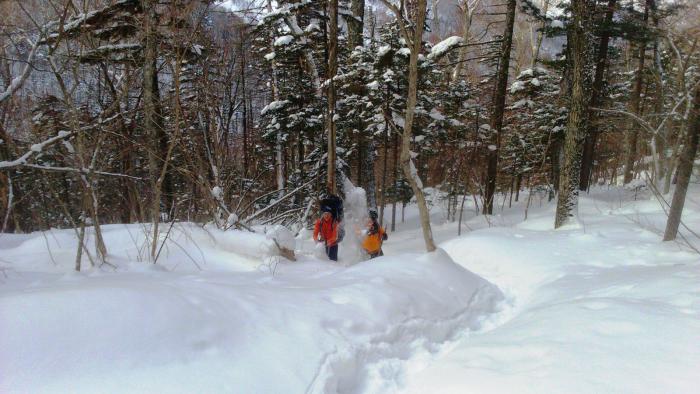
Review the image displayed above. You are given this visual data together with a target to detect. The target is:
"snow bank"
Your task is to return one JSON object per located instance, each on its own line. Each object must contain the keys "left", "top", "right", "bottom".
{"left": 0, "top": 223, "right": 275, "bottom": 273}
{"left": 0, "top": 227, "right": 502, "bottom": 393}
{"left": 401, "top": 186, "right": 700, "bottom": 394}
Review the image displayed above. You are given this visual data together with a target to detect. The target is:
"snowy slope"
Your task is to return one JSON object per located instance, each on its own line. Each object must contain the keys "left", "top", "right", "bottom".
{"left": 2, "top": 184, "right": 699, "bottom": 393}
{"left": 0, "top": 224, "right": 502, "bottom": 393}
{"left": 399, "top": 186, "right": 700, "bottom": 394}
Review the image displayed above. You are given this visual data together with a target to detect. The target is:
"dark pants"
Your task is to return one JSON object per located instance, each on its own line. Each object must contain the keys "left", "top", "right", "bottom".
{"left": 325, "top": 244, "right": 338, "bottom": 261}
{"left": 369, "top": 250, "right": 383, "bottom": 259}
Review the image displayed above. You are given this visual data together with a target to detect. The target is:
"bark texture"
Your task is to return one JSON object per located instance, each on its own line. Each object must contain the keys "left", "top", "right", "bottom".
{"left": 399, "top": 0, "right": 436, "bottom": 251}
{"left": 555, "top": 0, "right": 594, "bottom": 228}
{"left": 326, "top": 0, "right": 339, "bottom": 194}
{"left": 484, "top": 0, "right": 516, "bottom": 214}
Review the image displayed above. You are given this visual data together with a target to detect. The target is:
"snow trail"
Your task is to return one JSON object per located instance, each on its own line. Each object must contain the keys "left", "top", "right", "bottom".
{"left": 397, "top": 186, "right": 700, "bottom": 394}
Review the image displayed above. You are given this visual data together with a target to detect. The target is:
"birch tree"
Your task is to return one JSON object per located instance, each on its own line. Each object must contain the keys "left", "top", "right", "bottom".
{"left": 380, "top": 0, "right": 436, "bottom": 252}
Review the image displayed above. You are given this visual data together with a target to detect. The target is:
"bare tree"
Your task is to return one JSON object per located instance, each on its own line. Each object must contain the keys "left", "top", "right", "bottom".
{"left": 663, "top": 87, "right": 699, "bottom": 241}
{"left": 484, "top": 0, "right": 516, "bottom": 215}
{"left": 622, "top": 0, "right": 650, "bottom": 184}
{"left": 380, "top": 0, "right": 436, "bottom": 252}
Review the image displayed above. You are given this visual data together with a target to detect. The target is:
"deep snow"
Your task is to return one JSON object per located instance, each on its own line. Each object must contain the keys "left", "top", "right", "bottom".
{"left": 1, "top": 183, "right": 699, "bottom": 393}
{"left": 0, "top": 222, "right": 501, "bottom": 393}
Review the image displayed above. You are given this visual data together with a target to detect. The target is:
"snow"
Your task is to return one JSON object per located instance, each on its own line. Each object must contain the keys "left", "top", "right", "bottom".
{"left": 397, "top": 185, "right": 700, "bottom": 394}
{"left": 210, "top": 185, "right": 223, "bottom": 199}
{"left": 260, "top": 100, "right": 289, "bottom": 115}
{"left": 429, "top": 108, "right": 445, "bottom": 121}
{"left": 2, "top": 184, "right": 700, "bottom": 393}
{"left": 266, "top": 224, "right": 295, "bottom": 251}
{"left": 392, "top": 112, "right": 405, "bottom": 128}
{"left": 428, "top": 36, "right": 463, "bottom": 60}
{"left": 551, "top": 19, "right": 565, "bottom": 29}
{"left": 519, "top": 68, "right": 535, "bottom": 78}
{"left": 0, "top": 223, "right": 500, "bottom": 393}
{"left": 510, "top": 80, "right": 526, "bottom": 94}
{"left": 377, "top": 45, "right": 392, "bottom": 57}
{"left": 304, "top": 22, "right": 320, "bottom": 32}
{"left": 273, "top": 35, "right": 294, "bottom": 46}
{"left": 511, "top": 99, "right": 535, "bottom": 109}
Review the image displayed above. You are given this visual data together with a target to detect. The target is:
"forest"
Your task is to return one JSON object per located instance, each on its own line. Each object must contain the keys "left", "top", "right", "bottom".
{"left": 1, "top": 0, "right": 697, "bottom": 258}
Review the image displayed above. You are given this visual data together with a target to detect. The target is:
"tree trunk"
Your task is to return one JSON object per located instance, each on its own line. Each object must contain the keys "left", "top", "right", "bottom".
{"left": 143, "top": 0, "right": 163, "bottom": 258}
{"left": 650, "top": 0, "right": 664, "bottom": 184}
{"left": 348, "top": 0, "right": 364, "bottom": 51}
{"left": 579, "top": 0, "right": 616, "bottom": 190}
{"left": 432, "top": 0, "right": 441, "bottom": 38}
{"left": 555, "top": 0, "right": 593, "bottom": 228}
{"left": 400, "top": 0, "right": 436, "bottom": 252}
{"left": 379, "top": 121, "right": 389, "bottom": 226}
{"left": 531, "top": 0, "right": 550, "bottom": 68}
{"left": 484, "top": 0, "right": 516, "bottom": 215}
{"left": 241, "top": 30, "right": 249, "bottom": 178}
{"left": 364, "top": 139, "right": 377, "bottom": 209}
{"left": 391, "top": 131, "right": 398, "bottom": 232}
{"left": 451, "top": 0, "right": 473, "bottom": 81}
{"left": 326, "top": 0, "right": 338, "bottom": 194}
{"left": 663, "top": 87, "right": 700, "bottom": 241}
{"left": 623, "top": 1, "right": 649, "bottom": 184}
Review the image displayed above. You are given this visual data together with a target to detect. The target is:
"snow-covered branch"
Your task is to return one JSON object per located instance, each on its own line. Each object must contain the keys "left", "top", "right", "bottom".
{"left": 23, "top": 164, "right": 143, "bottom": 180}
{"left": 0, "top": 112, "right": 125, "bottom": 171}
{"left": 0, "top": 38, "right": 40, "bottom": 104}
{"left": 0, "top": 130, "right": 77, "bottom": 170}
{"left": 243, "top": 176, "right": 318, "bottom": 224}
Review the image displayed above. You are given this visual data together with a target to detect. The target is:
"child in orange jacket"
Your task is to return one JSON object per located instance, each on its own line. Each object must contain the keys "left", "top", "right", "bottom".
{"left": 362, "top": 210, "right": 387, "bottom": 259}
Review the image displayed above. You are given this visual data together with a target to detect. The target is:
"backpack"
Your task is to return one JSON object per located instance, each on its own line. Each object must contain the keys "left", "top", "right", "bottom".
{"left": 320, "top": 194, "right": 344, "bottom": 221}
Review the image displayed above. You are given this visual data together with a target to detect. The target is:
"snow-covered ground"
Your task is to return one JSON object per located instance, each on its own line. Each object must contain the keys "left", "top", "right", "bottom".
{"left": 400, "top": 186, "right": 700, "bottom": 394}
{"left": 1, "top": 183, "right": 699, "bottom": 393}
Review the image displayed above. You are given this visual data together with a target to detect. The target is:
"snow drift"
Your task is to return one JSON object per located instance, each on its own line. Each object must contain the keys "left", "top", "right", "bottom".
{"left": 0, "top": 224, "right": 503, "bottom": 393}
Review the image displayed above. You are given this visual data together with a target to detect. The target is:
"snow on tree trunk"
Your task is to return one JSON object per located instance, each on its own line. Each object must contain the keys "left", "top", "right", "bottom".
{"left": 555, "top": 0, "right": 594, "bottom": 229}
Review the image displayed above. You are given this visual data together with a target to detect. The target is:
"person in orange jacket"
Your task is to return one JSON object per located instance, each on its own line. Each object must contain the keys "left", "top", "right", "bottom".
{"left": 313, "top": 211, "right": 341, "bottom": 261}
{"left": 362, "top": 209, "right": 387, "bottom": 259}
